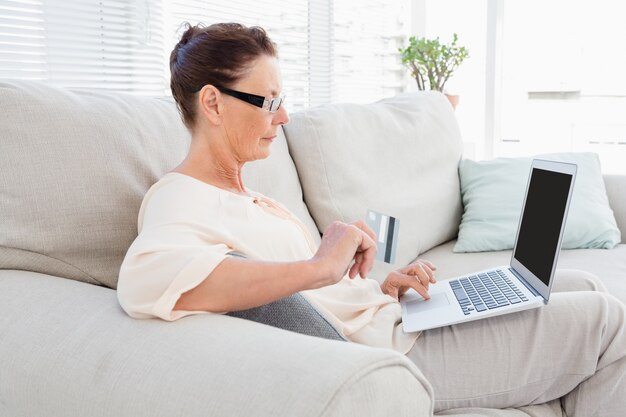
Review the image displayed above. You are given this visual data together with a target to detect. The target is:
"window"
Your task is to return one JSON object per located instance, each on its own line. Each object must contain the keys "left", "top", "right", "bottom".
{"left": 1, "top": 0, "right": 411, "bottom": 110}
{"left": 497, "top": 0, "right": 626, "bottom": 173}
{"left": 418, "top": 0, "right": 488, "bottom": 161}
{"left": 0, "top": 0, "right": 166, "bottom": 95}
{"left": 332, "top": 0, "right": 410, "bottom": 103}
{"left": 422, "top": 0, "right": 626, "bottom": 173}
{"left": 165, "top": 0, "right": 410, "bottom": 108}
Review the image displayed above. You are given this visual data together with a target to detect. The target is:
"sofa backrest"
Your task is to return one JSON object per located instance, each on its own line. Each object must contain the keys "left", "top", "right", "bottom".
{"left": 604, "top": 175, "right": 626, "bottom": 243}
{"left": 0, "top": 82, "right": 187, "bottom": 289}
{"left": 0, "top": 81, "right": 316, "bottom": 289}
{"left": 1, "top": 82, "right": 461, "bottom": 288}
{"left": 284, "top": 91, "right": 463, "bottom": 280}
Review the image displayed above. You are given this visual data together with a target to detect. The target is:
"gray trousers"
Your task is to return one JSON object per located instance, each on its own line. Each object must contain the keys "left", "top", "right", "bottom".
{"left": 407, "top": 269, "right": 626, "bottom": 416}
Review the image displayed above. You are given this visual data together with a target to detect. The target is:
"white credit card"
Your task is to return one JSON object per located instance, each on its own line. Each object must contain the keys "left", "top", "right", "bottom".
{"left": 365, "top": 209, "right": 399, "bottom": 264}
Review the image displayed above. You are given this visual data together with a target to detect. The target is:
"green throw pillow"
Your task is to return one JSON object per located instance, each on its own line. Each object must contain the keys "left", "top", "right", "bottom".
{"left": 454, "top": 152, "right": 621, "bottom": 253}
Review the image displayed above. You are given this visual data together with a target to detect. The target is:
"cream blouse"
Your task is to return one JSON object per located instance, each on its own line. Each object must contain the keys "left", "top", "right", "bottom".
{"left": 117, "top": 172, "right": 419, "bottom": 354}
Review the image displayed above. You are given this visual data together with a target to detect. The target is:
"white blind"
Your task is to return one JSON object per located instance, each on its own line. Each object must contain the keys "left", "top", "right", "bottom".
{"left": 308, "top": 0, "right": 333, "bottom": 107}
{"left": 1, "top": 1, "right": 410, "bottom": 104}
{"left": 0, "top": 0, "right": 166, "bottom": 95}
{"left": 333, "top": 0, "right": 409, "bottom": 103}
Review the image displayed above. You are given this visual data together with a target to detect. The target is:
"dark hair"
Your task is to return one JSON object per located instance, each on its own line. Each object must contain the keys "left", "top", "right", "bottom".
{"left": 169, "top": 22, "right": 278, "bottom": 130}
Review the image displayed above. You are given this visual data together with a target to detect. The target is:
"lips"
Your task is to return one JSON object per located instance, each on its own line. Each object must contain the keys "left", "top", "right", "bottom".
{"left": 262, "top": 135, "right": 277, "bottom": 141}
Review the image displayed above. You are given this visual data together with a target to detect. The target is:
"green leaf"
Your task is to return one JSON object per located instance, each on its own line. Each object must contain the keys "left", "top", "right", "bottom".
{"left": 399, "top": 32, "right": 469, "bottom": 91}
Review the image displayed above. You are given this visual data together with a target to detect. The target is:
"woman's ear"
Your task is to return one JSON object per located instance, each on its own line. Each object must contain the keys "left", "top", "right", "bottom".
{"left": 197, "top": 85, "right": 222, "bottom": 125}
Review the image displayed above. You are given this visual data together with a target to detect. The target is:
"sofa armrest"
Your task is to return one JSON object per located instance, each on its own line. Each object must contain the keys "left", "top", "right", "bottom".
{"left": 604, "top": 175, "right": 626, "bottom": 243}
{"left": 0, "top": 270, "right": 433, "bottom": 417}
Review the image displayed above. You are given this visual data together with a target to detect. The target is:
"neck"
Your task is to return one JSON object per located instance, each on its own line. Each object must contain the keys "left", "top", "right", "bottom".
{"left": 175, "top": 132, "right": 247, "bottom": 195}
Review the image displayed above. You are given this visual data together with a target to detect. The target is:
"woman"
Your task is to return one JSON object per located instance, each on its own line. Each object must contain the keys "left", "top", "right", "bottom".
{"left": 117, "top": 22, "right": 626, "bottom": 415}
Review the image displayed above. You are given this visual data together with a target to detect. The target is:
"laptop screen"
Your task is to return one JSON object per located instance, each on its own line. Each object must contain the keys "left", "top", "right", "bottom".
{"left": 513, "top": 167, "right": 573, "bottom": 286}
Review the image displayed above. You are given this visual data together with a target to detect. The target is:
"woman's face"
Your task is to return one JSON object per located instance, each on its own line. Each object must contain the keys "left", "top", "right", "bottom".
{"left": 220, "top": 55, "right": 289, "bottom": 162}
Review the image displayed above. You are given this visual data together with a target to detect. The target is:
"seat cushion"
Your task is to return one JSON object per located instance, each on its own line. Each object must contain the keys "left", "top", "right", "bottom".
{"left": 434, "top": 402, "right": 562, "bottom": 417}
{"left": 420, "top": 241, "right": 626, "bottom": 304}
{"left": 0, "top": 269, "right": 433, "bottom": 417}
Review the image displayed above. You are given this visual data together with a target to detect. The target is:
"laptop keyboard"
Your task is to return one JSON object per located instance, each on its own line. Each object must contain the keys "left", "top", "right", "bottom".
{"left": 449, "top": 270, "right": 530, "bottom": 315}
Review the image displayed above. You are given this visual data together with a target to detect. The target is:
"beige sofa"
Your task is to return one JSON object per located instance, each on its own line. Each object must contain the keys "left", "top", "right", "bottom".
{"left": 1, "top": 81, "right": 624, "bottom": 417}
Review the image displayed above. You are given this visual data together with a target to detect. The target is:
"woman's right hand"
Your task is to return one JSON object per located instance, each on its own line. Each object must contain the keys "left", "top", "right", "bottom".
{"left": 310, "top": 220, "right": 378, "bottom": 287}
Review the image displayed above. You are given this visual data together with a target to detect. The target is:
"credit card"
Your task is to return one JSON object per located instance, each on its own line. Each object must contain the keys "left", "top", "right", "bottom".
{"left": 365, "top": 209, "right": 399, "bottom": 264}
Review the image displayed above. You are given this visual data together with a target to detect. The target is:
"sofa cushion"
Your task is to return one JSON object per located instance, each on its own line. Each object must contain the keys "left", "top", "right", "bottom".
{"left": 433, "top": 402, "right": 562, "bottom": 417}
{"left": 0, "top": 81, "right": 317, "bottom": 289}
{"left": 0, "top": 269, "right": 433, "bottom": 417}
{"left": 454, "top": 152, "right": 621, "bottom": 253}
{"left": 284, "top": 91, "right": 463, "bottom": 281}
{"left": 0, "top": 81, "right": 190, "bottom": 288}
{"left": 604, "top": 175, "right": 626, "bottom": 243}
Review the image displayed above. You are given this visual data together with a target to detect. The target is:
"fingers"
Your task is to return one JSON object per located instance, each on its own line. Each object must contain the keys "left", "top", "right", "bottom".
{"left": 348, "top": 224, "right": 376, "bottom": 279}
{"left": 414, "top": 263, "right": 433, "bottom": 287}
{"left": 348, "top": 252, "right": 363, "bottom": 278}
{"left": 418, "top": 259, "right": 437, "bottom": 272}
{"left": 353, "top": 252, "right": 364, "bottom": 278}
{"left": 383, "top": 271, "right": 431, "bottom": 301}
{"left": 401, "top": 264, "right": 434, "bottom": 290}
{"left": 316, "top": 221, "right": 375, "bottom": 283}
{"left": 413, "top": 259, "right": 437, "bottom": 275}
{"left": 381, "top": 261, "right": 438, "bottom": 301}
{"left": 348, "top": 259, "right": 359, "bottom": 279}
{"left": 350, "top": 220, "right": 377, "bottom": 244}
{"left": 403, "top": 273, "right": 431, "bottom": 300}
{"left": 317, "top": 221, "right": 377, "bottom": 281}
{"left": 383, "top": 282, "right": 400, "bottom": 300}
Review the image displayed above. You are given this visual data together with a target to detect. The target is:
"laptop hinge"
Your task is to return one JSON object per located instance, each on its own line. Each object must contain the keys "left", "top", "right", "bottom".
{"left": 509, "top": 268, "right": 542, "bottom": 298}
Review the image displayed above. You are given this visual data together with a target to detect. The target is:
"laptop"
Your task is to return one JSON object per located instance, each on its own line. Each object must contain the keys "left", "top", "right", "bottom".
{"left": 400, "top": 159, "right": 577, "bottom": 332}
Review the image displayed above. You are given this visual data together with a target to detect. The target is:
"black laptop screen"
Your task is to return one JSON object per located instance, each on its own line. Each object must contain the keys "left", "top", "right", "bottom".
{"left": 513, "top": 168, "right": 573, "bottom": 286}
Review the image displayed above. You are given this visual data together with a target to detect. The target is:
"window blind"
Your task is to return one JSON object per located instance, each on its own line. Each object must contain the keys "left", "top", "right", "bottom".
{"left": 0, "top": 0, "right": 166, "bottom": 95}
{"left": 164, "top": 0, "right": 315, "bottom": 111}
{"left": 333, "top": 0, "right": 410, "bottom": 103}
{"left": 1, "top": 0, "right": 410, "bottom": 105}
{"left": 307, "top": 0, "right": 333, "bottom": 107}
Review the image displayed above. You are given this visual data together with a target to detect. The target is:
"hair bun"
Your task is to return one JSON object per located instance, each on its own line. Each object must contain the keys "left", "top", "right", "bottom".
{"left": 177, "top": 22, "right": 203, "bottom": 46}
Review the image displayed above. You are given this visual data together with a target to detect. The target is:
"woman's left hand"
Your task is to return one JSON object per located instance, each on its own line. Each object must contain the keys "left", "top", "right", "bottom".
{"left": 380, "top": 259, "right": 437, "bottom": 301}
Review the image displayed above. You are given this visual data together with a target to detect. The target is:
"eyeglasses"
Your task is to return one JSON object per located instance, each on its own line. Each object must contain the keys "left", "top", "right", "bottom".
{"left": 192, "top": 84, "right": 285, "bottom": 113}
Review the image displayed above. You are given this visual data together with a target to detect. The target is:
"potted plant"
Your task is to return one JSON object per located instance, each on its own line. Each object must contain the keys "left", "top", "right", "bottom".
{"left": 399, "top": 33, "right": 469, "bottom": 109}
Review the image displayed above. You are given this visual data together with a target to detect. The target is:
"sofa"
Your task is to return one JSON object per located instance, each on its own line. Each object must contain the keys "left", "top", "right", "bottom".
{"left": 1, "top": 80, "right": 624, "bottom": 417}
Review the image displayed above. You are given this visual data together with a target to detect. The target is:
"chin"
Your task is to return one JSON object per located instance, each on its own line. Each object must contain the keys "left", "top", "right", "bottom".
{"left": 253, "top": 149, "right": 271, "bottom": 160}
{"left": 254, "top": 142, "right": 272, "bottom": 160}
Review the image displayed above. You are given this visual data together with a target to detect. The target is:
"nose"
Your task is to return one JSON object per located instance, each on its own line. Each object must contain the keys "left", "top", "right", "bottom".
{"left": 273, "top": 104, "right": 289, "bottom": 125}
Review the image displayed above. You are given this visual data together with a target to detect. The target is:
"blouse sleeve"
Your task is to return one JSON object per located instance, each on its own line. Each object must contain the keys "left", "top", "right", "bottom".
{"left": 116, "top": 180, "right": 233, "bottom": 321}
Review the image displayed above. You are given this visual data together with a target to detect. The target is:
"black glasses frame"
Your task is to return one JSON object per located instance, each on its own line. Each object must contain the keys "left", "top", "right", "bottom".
{"left": 191, "top": 84, "right": 285, "bottom": 113}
